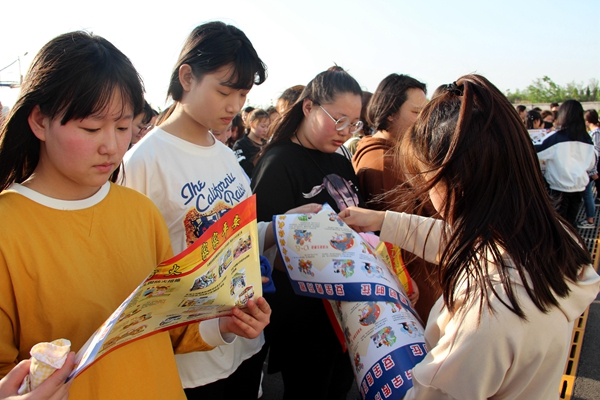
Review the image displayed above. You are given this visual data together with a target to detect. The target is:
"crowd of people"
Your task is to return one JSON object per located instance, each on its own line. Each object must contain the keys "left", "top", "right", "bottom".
{"left": 0, "top": 20, "right": 599, "bottom": 400}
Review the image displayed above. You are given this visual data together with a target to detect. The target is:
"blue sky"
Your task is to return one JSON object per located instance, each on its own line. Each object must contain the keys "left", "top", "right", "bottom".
{"left": 1, "top": 0, "right": 598, "bottom": 110}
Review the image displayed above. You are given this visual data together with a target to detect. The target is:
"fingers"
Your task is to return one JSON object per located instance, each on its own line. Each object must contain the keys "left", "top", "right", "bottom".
{"left": 261, "top": 277, "right": 270, "bottom": 284}
{"left": 337, "top": 208, "right": 351, "bottom": 219}
{"left": 32, "top": 352, "right": 75, "bottom": 400}
{"left": 235, "top": 297, "right": 271, "bottom": 320}
{"left": 230, "top": 298, "right": 271, "bottom": 339}
{"left": 255, "top": 297, "right": 271, "bottom": 314}
{"left": 0, "top": 360, "right": 30, "bottom": 397}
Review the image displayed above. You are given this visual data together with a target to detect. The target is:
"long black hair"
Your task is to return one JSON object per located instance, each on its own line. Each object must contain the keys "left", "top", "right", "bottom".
{"left": 0, "top": 31, "right": 144, "bottom": 191}
{"left": 396, "top": 74, "right": 591, "bottom": 319}
{"left": 557, "top": 100, "right": 588, "bottom": 141}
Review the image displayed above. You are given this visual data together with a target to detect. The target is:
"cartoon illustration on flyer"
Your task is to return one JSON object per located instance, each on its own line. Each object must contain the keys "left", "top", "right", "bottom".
{"left": 230, "top": 269, "right": 247, "bottom": 297}
{"left": 329, "top": 232, "right": 354, "bottom": 252}
{"left": 332, "top": 259, "right": 355, "bottom": 278}
{"left": 190, "top": 268, "right": 218, "bottom": 291}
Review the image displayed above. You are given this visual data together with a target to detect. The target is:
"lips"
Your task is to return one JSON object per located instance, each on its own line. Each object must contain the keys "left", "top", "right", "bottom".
{"left": 94, "top": 163, "right": 114, "bottom": 173}
{"left": 220, "top": 117, "right": 233, "bottom": 124}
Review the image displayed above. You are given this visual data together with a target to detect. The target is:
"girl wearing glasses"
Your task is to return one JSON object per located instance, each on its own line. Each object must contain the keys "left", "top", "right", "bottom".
{"left": 251, "top": 66, "right": 365, "bottom": 400}
{"left": 130, "top": 101, "right": 156, "bottom": 146}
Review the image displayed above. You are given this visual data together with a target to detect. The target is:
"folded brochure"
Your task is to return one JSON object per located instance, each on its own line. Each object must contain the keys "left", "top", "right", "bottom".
{"left": 69, "top": 195, "right": 261, "bottom": 380}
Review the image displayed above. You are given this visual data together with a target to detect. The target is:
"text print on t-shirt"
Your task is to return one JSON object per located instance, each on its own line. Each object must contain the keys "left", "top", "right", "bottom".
{"left": 181, "top": 173, "right": 247, "bottom": 246}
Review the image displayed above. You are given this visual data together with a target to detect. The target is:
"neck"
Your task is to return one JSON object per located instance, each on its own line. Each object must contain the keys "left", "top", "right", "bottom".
{"left": 21, "top": 167, "right": 103, "bottom": 201}
{"left": 247, "top": 131, "right": 263, "bottom": 145}
{"left": 159, "top": 103, "right": 215, "bottom": 146}
{"left": 294, "top": 121, "right": 317, "bottom": 150}
{"left": 373, "top": 130, "right": 392, "bottom": 141}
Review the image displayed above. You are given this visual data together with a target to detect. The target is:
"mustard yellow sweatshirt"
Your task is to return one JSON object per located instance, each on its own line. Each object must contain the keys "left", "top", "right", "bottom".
{"left": 0, "top": 183, "right": 212, "bottom": 399}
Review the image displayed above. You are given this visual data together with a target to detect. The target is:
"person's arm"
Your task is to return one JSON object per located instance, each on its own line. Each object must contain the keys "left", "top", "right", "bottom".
{"left": 170, "top": 297, "right": 271, "bottom": 353}
{"left": 0, "top": 353, "right": 75, "bottom": 400}
{"left": 339, "top": 207, "right": 445, "bottom": 265}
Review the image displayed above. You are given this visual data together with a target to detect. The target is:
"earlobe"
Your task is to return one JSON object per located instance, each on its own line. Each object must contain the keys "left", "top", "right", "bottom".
{"left": 28, "top": 105, "right": 48, "bottom": 141}
{"left": 179, "top": 64, "right": 193, "bottom": 92}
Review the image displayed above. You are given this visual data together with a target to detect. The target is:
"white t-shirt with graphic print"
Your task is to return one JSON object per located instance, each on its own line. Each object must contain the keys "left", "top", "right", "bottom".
{"left": 123, "top": 127, "right": 264, "bottom": 388}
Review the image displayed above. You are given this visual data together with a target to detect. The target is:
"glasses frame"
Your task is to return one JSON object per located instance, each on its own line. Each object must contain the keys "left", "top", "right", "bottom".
{"left": 138, "top": 123, "right": 154, "bottom": 135}
{"left": 319, "top": 105, "right": 363, "bottom": 134}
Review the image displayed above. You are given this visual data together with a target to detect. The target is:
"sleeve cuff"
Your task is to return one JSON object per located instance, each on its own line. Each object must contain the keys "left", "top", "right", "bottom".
{"left": 199, "top": 318, "right": 237, "bottom": 347}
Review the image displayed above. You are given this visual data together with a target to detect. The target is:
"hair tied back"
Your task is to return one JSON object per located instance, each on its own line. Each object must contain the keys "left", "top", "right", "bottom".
{"left": 445, "top": 81, "right": 464, "bottom": 96}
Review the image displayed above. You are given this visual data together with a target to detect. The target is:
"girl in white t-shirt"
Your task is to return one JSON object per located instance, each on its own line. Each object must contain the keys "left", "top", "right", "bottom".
{"left": 123, "top": 21, "right": 318, "bottom": 400}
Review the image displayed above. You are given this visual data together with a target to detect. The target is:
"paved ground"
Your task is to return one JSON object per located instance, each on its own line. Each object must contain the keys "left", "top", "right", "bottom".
{"left": 574, "top": 293, "right": 600, "bottom": 399}
{"left": 572, "top": 205, "right": 600, "bottom": 399}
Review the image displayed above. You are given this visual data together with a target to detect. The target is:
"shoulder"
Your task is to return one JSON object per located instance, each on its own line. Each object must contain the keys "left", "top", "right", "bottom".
{"left": 123, "top": 128, "right": 165, "bottom": 167}
{"left": 233, "top": 136, "right": 251, "bottom": 150}
{"left": 257, "top": 141, "right": 301, "bottom": 165}
{"left": 535, "top": 129, "right": 568, "bottom": 152}
{"left": 0, "top": 189, "right": 26, "bottom": 217}
{"left": 108, "top": 184, "right": 161, "bottom": 213}
{"left": 353, "top": 137, "right": 389, "bottom": 163}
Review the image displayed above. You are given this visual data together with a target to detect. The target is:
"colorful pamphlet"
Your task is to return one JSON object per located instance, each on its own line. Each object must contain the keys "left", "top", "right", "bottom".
{"left": 69, "top": 195, "right": 261, "bottom": 380}
{"left": 273, "top": 204, "right": 427, "bottom": 400}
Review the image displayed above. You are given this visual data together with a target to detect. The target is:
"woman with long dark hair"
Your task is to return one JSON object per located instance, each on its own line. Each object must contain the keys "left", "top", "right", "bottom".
{"left": 340, "top": 75, "right": 600, "bottom": 399}
{"left": 535, "top": 99, "right": 596, "bottom": 227}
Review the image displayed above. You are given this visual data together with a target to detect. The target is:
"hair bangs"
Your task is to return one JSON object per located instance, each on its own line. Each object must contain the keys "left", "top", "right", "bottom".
{"left": 221, "top": 46, "right": 267, "bottom": 90}
{"left": 35, "top": 33, "right": 143, "bottom": 125}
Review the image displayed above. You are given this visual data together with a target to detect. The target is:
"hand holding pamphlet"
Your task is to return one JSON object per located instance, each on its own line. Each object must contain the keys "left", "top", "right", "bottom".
{"left": 68, "top": 195, "right": 262, "bottom": 380}
{"left": 273, "top": 204, "right": 427, "bottom": 400}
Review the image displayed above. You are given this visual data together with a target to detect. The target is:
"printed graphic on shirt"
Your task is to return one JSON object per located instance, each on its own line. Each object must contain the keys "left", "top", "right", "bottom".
{"left": 181, "top": 173, "right": 247, "bottom": 247}
{"left": 234, "top": 149, "right": 246, "bottom": 162}
{"left": 302, "top": 173, "right": 359, "bottom": 211}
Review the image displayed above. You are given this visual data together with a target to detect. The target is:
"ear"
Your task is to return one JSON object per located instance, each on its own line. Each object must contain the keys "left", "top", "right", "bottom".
{"left": 28, "top": 105, "right": 48, "bottom": 141}
{"left": 302, "top": 99, "right": 313, "bottom": 118}
{"left": 178, "top": 64, "right": 194, "bottom": 92}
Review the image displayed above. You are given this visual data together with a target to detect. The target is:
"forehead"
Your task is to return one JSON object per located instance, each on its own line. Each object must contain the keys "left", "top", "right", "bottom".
{"left": 326, "top": 93, "right": 362, "bottom": 115}
{"left": 87, "top": 92, "right": 133, "bottom": 120}
{"left": 201, "top": 64, "right": 251, "bottom": 89}
{"left": 404, "top": 88, "right": 427, "bottom": 107}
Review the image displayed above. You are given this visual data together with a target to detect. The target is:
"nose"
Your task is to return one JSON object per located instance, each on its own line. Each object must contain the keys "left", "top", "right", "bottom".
{"left": 99, "top": 128, "right": 119, "bottom": 155}
{"left": 226, "top": 94, "right": 245, "bottom": 115}
{"left": 338, "top": 125, "right": 352, "bottom": 138}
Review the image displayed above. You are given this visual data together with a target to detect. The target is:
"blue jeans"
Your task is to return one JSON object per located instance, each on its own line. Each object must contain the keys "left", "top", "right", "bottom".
{"left": 582, "top": 179, "right": 595, "bottom": 220}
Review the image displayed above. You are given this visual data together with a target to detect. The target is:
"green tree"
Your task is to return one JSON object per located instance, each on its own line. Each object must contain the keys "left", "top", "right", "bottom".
{"left": 507, "top": 76, "right": 599, "bottom": 103}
